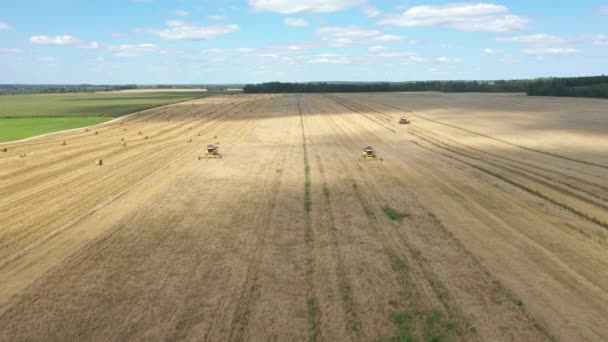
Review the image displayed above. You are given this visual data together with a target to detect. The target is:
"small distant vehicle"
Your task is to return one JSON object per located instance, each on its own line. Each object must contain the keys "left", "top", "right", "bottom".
{"left": 399, "top": 116, "right": 411, "bottom": 125}
{"left": 200, "top": 144, "right": 222, "bottom": 159}
{"left": 361, "top": 146, "right": 383, "bottom": 161}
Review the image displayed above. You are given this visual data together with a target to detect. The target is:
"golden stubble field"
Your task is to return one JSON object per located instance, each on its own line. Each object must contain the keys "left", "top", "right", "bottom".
{"left": 0, "top": 93, "right": 607, "bottom": 341}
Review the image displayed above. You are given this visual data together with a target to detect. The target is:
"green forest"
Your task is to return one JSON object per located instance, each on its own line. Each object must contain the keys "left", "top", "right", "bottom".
{"left": 243, "top": 76, "right": 608, "bottom": 99}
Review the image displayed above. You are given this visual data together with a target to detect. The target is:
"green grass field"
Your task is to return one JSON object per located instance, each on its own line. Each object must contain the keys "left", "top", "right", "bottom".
{"left": 0, "top": 92, "right": 206, "bottom": 118}
{"left": 0, "top": 117, "right": 111, "bottom": 142}
{"left": 0, "top": 91, "right": 207, "bottom": 141}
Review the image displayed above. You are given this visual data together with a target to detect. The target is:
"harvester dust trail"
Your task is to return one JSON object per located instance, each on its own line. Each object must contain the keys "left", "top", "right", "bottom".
{"left": 0, "top": 93, "right": 607, "bottom": 341}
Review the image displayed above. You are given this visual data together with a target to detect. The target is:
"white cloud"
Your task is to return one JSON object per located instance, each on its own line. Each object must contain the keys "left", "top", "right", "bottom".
{"left": 403, "top": 55, "right": 427, "bottom": 63}
{"left": 0, "top": 48, "right": 21, "bottom": 54}
{"left": 207, "top": 15, "right": 228, "bottom": 21}
{"left": 363, "top": 5, "right": 380, "bottom": 17}
{"left": 307, "top": 54, "right": 352, "bottom": 64}
{"left": 111, "top": 43, "right": 172, "bottom": 58}
{"left": 166, "top": 20, "right": 186, "bottom": 27}
{"left": 591, "top": 34, "right": 608, "bottom": 46}
{"left": 368, "top": 45, "right": 385, "bottom": 53}
{"left": 600, "top": 6, "right": 608, "bottom": 15}
{"left": 30, "top": 35, "right": 100, "bottom": 49}
{"left": 497, "top": 34, "right": 565, "bottom": 45}
{"left": 522, "top": 47, "right": 577, "bottom": 55}
{"left": 484, "top": 48, "right": 503, "bottom": 55}
{"left": 284, "top": 17, "right": 309, "bottom": 27}
{"left": 436, "top": 56, "right": 463, "bottom": 63}
{"left": 154, "top": 24, "right": 240, "bottom": 41}
{"left": 316, "top": 26, "right": 413, "bottom": 47}
{"left": 248, "top": 0, "right": 366, "bottom": 14}
{"left": 378, "top": 3, "right": 528, "bottom": 33}
{"left": 0, "top": 22, "right": 11, "bottom": 30}
{"left": 174, "top": 10, "right": 189, "bottom": 17}
{"left": 30, "top": 35, "right": 76, "bottom": 45}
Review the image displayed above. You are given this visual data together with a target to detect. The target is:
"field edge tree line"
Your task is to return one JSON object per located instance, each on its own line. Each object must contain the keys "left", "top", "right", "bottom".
{"left": 243, "top": 75, "right": 608, "bottom": 99}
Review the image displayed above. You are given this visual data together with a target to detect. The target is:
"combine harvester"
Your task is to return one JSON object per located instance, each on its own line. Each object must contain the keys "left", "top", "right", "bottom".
{"left": 361, "top": 146, "right": 383, "bottom": 162}
{"left": 399, "top": 116, "right": 411, "bottom": 125}
{"left": 199, "top": 144, "right": 222, "bottom": 160}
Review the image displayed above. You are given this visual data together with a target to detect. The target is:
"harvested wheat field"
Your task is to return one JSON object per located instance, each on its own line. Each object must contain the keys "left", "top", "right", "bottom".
{"left": 0, "top": 93, "right": 607, "bottom": 341}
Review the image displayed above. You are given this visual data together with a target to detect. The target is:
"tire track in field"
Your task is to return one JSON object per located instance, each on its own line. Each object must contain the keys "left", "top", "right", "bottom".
{"left": 226, "top": 119, "right": 290, "bottom": 342}
{"left": 0, "top": 99, "right": 253, "bottom": 206}
{"left": 411, "top": 125, "right": 608, "bottom": 201}
{"left": 334, "top": 94, "right": 608, "bottom": 229}
{"left": 0, "top": 99, "right": 239, "bottom": 180}
{"left": 410, "top": 133, "right": 608, "bottom": 230}
{"left": 318, "top": 95, "right": 554, "bottom": 340}
{"left": 325, "top": 110, "right": 471, "bottom": 340}
{"left": 324, "top": 95, "right": 396, "bottom": 133}
{"left": 297, "top": 96, "right": 321, "bottom": 342}
{"left": 316, "top": 99, "right": 471, "bottom": 340}
{"left": 409, "top": 128, "right": 608, "bottom": 211}
{"left": 0, "top": 98, "right": 267, "bottom": 266}
{"left": 355, "top": 96, "right": 608, "bottom": 170}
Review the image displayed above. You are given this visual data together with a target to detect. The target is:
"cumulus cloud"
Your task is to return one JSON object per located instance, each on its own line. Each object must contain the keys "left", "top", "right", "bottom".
{"left": 484, "top": 48, "right": 503, "bottom": 55}
{"left": 591, "top": 34, "right": 608, "bottom": 46}
{"left": 152, "top": 23, "right": 240, "bottom": 41}
{"left": 307, "top": 54, "right": 352, "bottom": 64}
{"left": 436, "top": 56, "right": 463, "bottom": 63}
{"left": 0, "top": 22, "right": 11, "bottom": 30}
{"left": 0, "top": 48, "right": 21, "bottom": 54}
{"left": 378, "top": 3, "right": 528, "bottom": 33}
{"left": 284, "top": 17, "right": 309, "bottom": 27}
{"left": 522, "top": 47, "right": 577, "bottom": 55}
{"left": 30, "top": 35, "right": 100, "bottom": 49}
{"left": 497, "top": 34, "right": 566, "bottom": 45}
{"left": 316, "top": 26, "right": 414, "bottom": 47}
{"left": 111, "top": 43, "right": 173, "bottom": 58}
{"left": 207, "top": 15, "right": 228, "bottom": 21}
{"left": 363, "top": 5, "right": 380, "bottom": 17}
{"left": 368, "top": 45, "right": 385, "bottom": 53}
{"left": 248, "top": 0, "right": 367, "bottom": 14}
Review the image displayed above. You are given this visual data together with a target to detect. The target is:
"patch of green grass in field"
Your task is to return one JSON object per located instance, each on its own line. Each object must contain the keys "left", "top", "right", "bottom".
{"left": 0, "top": 117, "right": 111, "bottom": 142}
{"left": 0, "top": 92, "right": 206, "bottom": 118}
{"left": 383, "top": 206, "right": 409, "bottom": 222}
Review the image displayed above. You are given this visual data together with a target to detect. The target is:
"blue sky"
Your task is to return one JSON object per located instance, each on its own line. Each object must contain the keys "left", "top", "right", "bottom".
{"left": 1, "top": 0, "right": 607, "bottom": 84}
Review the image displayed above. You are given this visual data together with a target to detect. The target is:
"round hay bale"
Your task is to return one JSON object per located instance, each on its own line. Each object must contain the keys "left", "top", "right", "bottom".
{"left": 61, "top": 141, "right": 66, "bottom": 146}
{"left": 1, "top": 147, "right": 7, "bottom": 152}
{"left": 96, "top": 159, "right": 103, "bottom": 166}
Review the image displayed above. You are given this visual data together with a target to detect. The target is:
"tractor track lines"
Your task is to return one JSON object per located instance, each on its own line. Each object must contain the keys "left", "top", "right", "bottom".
{"left": 226, "top": 116, "right": 291, "bottom": 342}
{"left": 324, "top": 95, "right": 396, "bottom": 133}
{"left": 318, "top": 98, "right": 472, "bottom": 340}
{"left": 410, "top": 128, "right": 608, "bottom": 212}
{"left": 296, "top": 96, "right": 321, "bottom": 342}
{"left": 356, "top": 96, "right": 608, "bottom": 170}
{"left": 0, "top": 97, "right": 266, "bottom": 266}
{"left": 411, "top": 126, "right": 608, "bottom": 200}
{"left": 410, "top": 133, "right": 608, "bottom": 230}
{"left": 318, "top": 94, "right": 555, "bottom": 341}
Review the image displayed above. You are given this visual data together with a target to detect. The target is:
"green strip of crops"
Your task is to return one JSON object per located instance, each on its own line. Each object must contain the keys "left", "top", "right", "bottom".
{"left": 0, "top": 117, "right": 111, "bottom": 142}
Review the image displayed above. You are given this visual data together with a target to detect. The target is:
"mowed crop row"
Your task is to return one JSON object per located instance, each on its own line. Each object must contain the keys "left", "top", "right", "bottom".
{"left": 0, "top": 93, "right": 607, "bottom": 341}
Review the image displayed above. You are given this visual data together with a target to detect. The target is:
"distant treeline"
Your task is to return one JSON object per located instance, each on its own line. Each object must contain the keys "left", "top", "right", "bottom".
{"left": 0, "top": 84, "right": 138, "bottom": 95}
{"left": 243, "top": 76, "right": 608, "bottom": 99}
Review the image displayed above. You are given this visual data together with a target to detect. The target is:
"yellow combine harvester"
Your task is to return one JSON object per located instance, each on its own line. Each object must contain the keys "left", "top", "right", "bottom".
{"left": 361, "top": 146, "right": 383, "bottom": 161}
{"left": 200, "top": 144, "right": 222, "bottom": 159}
